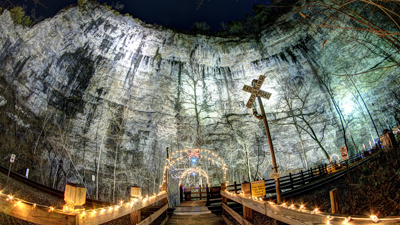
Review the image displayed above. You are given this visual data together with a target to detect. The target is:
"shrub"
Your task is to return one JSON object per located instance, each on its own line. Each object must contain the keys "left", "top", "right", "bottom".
{"left": 78, "top": 0, "right": 87, "bottom": 6}
{"left": 9, "top": 7, "right": 32, "bottom": 27}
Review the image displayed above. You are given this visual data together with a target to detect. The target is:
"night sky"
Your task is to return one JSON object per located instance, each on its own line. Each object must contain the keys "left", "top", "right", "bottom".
{"left": 12, "top": 0, "right": 266, "bottom": 31}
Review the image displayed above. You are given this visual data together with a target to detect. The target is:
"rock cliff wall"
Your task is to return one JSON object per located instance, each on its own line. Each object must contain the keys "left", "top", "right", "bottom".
{"left": 0, "top": 2, "right": 398, "bottom": 202}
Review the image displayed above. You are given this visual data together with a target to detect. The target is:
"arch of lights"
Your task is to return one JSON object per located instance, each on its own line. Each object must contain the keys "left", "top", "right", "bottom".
{"left": 161, "top": 148, "right": 229, "bottom": 187}
{"left": 330, "top": 153, "right": 340, "bottom": 163}
{"left": 178, "top": 168, "right": 210, "bottom": 187}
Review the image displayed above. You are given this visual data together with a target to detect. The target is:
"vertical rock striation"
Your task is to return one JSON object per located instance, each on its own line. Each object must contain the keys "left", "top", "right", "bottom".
{"left": 0, "top": 2, "right": 398, "bottom": 202}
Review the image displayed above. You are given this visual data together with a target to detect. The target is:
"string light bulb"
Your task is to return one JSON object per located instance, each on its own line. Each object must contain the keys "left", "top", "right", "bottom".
{"left": 370, "top": 215, "right": 379, "bottom": 223}
{"left": 342, "top": 216, "right": 351, "bottom": 224}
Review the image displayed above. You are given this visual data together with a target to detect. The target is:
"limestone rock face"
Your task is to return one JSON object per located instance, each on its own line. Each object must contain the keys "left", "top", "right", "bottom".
{"left": 0, "top": 3, "right": 398, "bottom": 201}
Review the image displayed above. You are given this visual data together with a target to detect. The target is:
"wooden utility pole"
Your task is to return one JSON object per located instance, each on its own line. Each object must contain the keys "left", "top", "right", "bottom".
{"left": 242, "top": 75, "right": 282, "bottom": 203}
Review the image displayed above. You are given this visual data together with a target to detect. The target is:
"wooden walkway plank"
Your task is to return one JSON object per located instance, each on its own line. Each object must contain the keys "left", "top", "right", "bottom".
{"left": 168, "top": 200, "right": 223, "bottom": 225}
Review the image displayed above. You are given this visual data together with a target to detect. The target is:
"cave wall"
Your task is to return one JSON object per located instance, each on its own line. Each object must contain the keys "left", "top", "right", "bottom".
{"left": 0, "top": 2, "right": 398, "bottom": 202}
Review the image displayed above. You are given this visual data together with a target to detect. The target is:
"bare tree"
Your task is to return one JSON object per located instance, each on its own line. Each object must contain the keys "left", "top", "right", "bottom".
{"left": 274, "top": 73, "right": 309, "bottom": 168}
{"left": 274, "top": 73, "right": 331, "bottom": 162}
{"left": 180, "top": 62, "right": 212, "bottom": 148}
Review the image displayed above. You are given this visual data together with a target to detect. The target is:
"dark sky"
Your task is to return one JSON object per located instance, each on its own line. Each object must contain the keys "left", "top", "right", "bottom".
{"left": 14, "top": 0, "right": 266, "bottom": 31}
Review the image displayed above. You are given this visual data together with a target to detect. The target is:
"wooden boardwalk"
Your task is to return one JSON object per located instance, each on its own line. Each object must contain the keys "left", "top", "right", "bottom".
{"left": 167, "top": 200, "right": 223, "bottom": 225}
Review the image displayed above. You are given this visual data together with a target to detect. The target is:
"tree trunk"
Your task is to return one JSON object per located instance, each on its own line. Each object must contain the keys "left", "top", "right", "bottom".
{"left": 96, "top": 128, "right": 107, "bottom": 200}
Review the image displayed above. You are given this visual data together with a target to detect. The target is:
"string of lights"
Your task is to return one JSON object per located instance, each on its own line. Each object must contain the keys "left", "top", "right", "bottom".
{"left": 0, "top": 188, "right": 167, "bottom": 217}
{"left": 178, "top": 168, "right": 210, "bottom": 187}
{"left": 167, "top": 148, "right": 229, "bottom": 186}
{"left": 223, "top": 190, "right": 400, "bottom": 224}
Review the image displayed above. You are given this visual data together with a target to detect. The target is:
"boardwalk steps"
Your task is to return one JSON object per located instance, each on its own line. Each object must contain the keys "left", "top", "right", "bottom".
{"left": 168, "top": 200, "right": 223, "bottom": 225}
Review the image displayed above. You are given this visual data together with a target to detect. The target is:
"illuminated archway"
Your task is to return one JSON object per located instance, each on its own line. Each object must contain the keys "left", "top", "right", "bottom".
{"left": 170, "top": 148, "right": 228, "bottom": 182}
{"left": 330, "top": 153, "right": 340, "bottom": 162}
{"left": 178, "top": 168, "right": 210, "bottom": 187}
{"left": 161, "top": 148, "right": 229, "bottom": 188}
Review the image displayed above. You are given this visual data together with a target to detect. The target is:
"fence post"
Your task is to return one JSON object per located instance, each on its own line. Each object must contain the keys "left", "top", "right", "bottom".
{"left": 241, "top": 182, "right": 251, "bottom": 197}
{"left": 221, "top": 183, "right": 228, "bottom": 216}
{"left": 234, "top": 181, "right": 237, "bottom": 194}
{"left": 330, "top": 188, "right": 339, "bottom": 213}
{"left": 310, "top": 167, "right": 314, "bottom": 179}
{"left": 130, "top": 186, "right": 141, "bottom": 225}
{"left": 325, "top": 163, "right": 328, "bottom": 174}
{"left": 199, "top": 185, "right": 202, "bottom": 200}
{"left": 289, "top": 173, "right": 293, "bottom": 189}
{"left": 301, "top": 170, "right": 305, "bottom": 185}
{"left": 180, "top": 185, "right": 183, "bottom": 203}
{"left": 206, "top": 183, "right": 210, "bottom": 205}
{"left": 243, "top": 205, "right": 253, "bottom": 223}
{"left": 318, "top": 165, "right": 322, "bottom": 176}
{"left": 64, "top": 183, "right": 86, "bottom": 213}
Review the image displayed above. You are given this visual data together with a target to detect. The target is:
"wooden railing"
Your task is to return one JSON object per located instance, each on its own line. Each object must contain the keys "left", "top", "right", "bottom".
{"left": 178, "top": 149, "right": 379, "bottom": 207}
{"left": 179, "top": 185, "right": 209, "bottom": 202}
{"left": 220, "top": 190, "right": 400, "bottom": 225}
{"left": 0, "top": 189, "right": 168, "bottom": 225}
{"left": 224, "top": 148, "right": 378, "bottom": 196}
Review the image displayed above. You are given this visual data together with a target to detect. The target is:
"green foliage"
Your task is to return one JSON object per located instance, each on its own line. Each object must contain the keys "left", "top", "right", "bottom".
{"left": 134, "top": 18, "right": 142, "bottom": 24}
{"left": 9, "top": 7, "right": 32, "bottom": 27}
{"left": 78, "top": 0, "right": 87, "bottom": 6}
{"left": 103, "top": 2, "right": 112, "bottom": 10}
{"left": 113, "top": 10, "right": 120, "bottom": 15}
{"left": 253, "top": 4, "right": 270, "bottom": 25}
{"left": 229, "top": 21, "right": 244, "bottom": 35}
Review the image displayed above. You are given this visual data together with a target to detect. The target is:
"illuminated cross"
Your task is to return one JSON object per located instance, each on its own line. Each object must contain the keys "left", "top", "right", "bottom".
{"left": 242, "top": 75, "right": 272, "bottom": 108}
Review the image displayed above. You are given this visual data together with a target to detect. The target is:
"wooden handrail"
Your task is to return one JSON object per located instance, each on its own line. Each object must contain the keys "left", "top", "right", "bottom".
{"left": 137, "top": 204, "right": 168, "bottom": 225}
{"left": 221, "top": 191, "right": 400, "bottom": 225}
{"left": 0, "top": 192, "right": 168, "bottom": 225}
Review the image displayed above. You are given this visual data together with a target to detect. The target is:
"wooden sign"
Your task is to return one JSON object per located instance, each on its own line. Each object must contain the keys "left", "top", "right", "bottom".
{"left": 243, "top": 85, "right": 272, "bottom": 100}
{"left": 242, "top": 75, "right": 272, "bottom": 108}
{"left": 340, "top": 146, "right": 349, "bottom": 160}
{"left": 251, "top": 180, "right": 266, "bottom": 197}
{"left": 10, "top": 154, "right": 15, "bottom": 163}
{"left": 270, "top": 172, "right": 281, "bottom": 180}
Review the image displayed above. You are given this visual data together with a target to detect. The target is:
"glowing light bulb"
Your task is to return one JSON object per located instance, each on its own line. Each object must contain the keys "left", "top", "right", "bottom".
{"left": 370, "top": 215, "right": 379, "bottom": 223}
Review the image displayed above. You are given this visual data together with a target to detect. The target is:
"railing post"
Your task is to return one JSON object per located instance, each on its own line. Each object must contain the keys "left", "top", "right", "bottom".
{"left": 301, "top": 170, "right": 305, "bottom": 185}
{"left": 234, "top": 181, "right": 237, "bottom": 194}
{"left": 325, "top": 163, "right": 328, "bottom": 174}
{"left": 199, "top": 185, "right": 202, "bottom": 200}
{"left": 318, "top": 165, "right": 322, "bottom": 176}
{"left": 310, "top": 167, "right": 314, "bottom": 179}
{"left": 221, "top": 183, "right": 228, "bottom": 216}
{"left": 241, "top": 182, "right": 251, "bottom": 197}
{"left": 180, "top": 185, "right": 183, "bottom": 203}
{"left": 64, "top": 183, "right": 86, "bottom": 213}
{"left": 289, "top": 173, "right": 293, "bottom": 189}
{"left": 330, "top": 188, "right": 339, "bottom": 213}
{"left": 130, "top": 186, "right": 141, "bottom": 225}
{"left": 206, "top": 183, "right": 210, "bottom": 205}
{"left": 243, "top": 205, "right": 253, "bottom": 223}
